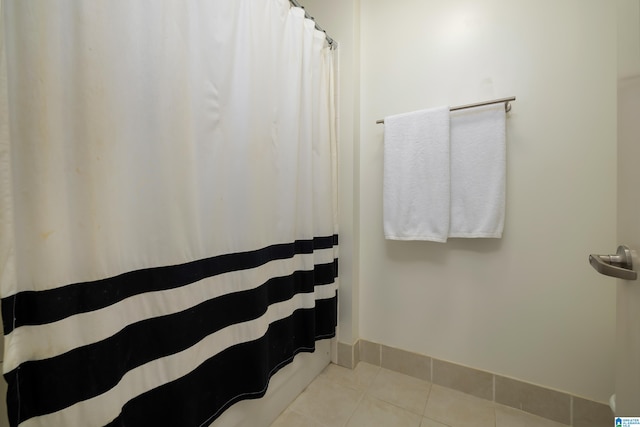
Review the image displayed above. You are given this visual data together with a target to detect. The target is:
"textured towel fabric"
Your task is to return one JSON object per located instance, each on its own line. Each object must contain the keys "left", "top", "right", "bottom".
{"left": 383, "top": 107, "right": 450, "bottom": 242}
{"left": 449, "top": 104, "right": 506, "bottom": 238}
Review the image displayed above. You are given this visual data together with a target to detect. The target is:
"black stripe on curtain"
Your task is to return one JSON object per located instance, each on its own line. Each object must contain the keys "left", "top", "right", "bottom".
{"left": 1, "top": 235, "right": 338, "bottom": 334}
{"left": 3, "top": 237, "right": 338, "bottom": 427}
{"left": 105, "top": 298, "right": 337, "bottom": 427}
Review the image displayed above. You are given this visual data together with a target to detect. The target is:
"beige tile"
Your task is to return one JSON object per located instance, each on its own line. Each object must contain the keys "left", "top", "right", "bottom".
{"left": 572, "top": 396, "right": 613, "bottom": 427}
{"left": 289, "top": 376, "right": 363, "bottom": 426}
{"left": 346, "top": 394, "right": 423, "bottom": 427}
{"left": 360, "top": 340, "right": 381, "bottom": 366}
{"left": 431, "top": 359, "right": 493, "bottom": 400}
{"left": 424, "top": 385, "right": 496, "bottom": 427}
{"left": 367, "top": 368, "right": 431, "bottom": 416}
{"left": 495, "top": 376, "right": 571, "bottom": 425}
{"left": 270, "top": 409, "right": 327, "bottom": 427}
{"left": 381, "top": 345, "right": 431, "bottom": 382}
{"left": 421, "top": 417, "right": 450, "bottom": 427}
{"left": 495, "top": 405, "right": 569, "bottom": 427}
{"left": 318, "top": 362, "right": 379, "bottom": 391}
{"left": 338, "top": 342, "right": 354, "bottom": 369}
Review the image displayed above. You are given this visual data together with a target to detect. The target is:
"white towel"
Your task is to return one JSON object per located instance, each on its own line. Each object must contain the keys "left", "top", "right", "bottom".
{"left": 449, "top": 105, "right": 506, "bottom": 238}
{"left": 383, "top": 106, "right": 450, "bottom": 242}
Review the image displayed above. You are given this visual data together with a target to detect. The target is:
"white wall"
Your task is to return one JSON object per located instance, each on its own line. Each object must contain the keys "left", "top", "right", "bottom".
{"left": 305, "top": 0, "right": 618, "bottom": 403}
{"left": 358, "top": 0, "right": 617, "bottom": 403}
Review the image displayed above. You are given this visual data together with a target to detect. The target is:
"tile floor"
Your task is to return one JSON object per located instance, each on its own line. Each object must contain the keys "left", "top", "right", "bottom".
{"left": 270, "top": 362, "right": 570, "bottom": 427}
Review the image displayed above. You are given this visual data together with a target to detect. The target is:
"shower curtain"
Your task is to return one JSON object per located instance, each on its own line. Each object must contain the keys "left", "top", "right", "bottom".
{"left": 0, "top": 1, "right": 338, "bottom": 426}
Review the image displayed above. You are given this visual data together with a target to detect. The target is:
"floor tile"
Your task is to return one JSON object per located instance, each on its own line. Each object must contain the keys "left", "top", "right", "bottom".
{"left": 318, "top": 362, "right": 380, "bottom": 391}
{"left": 423, "top": 385, "right": 495, "bottom": 427}
{"left": 271, "top": 364, "right": 578, "bottom": 427}
{"left": 421, "top": 417, "right": 451, "bottom": 427}
{"left": 495, "top": 404, "right": 570, "bottom": 427}
{"left": 288, "top": 376, "right": 363, "bottom": 427}
{"left": 367, "top": 368, "right": 432, "bottom": 416}
{"left": 270, "top": 409, "right": 328, "bottom": 427}
{"left": 346, "top": 394, "right": 422, "bottom": 427}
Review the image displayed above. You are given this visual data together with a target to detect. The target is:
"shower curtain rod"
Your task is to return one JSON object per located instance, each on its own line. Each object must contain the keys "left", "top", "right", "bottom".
{"left": 375, "top": 96, "right": 516, "bottom": 124}
{"left": 289, "top": 0, "right": 336, "bottom": 48}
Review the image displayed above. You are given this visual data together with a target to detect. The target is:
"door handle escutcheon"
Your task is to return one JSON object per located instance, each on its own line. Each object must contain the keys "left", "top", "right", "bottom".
{"left": 589, "top": 245, "right": 637, "bottom": 280}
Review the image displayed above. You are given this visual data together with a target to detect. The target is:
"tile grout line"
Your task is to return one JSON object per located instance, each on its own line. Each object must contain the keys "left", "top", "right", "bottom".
{"left": 366, "top": 391, "right": 428, "bottom": 420}
{"left": 492, "top": 375, "right": 497, "bottom": 427}
{"left": 357, "top": 365, "right": 432, "bottom": 425}
{"left": 569, "top": 395, "right": 573, "bottom": 427}
{"left": 492, "top": 374, "right": 496, "bottom": 403}
{"left": 349, "top": 342, "right": 354, "bottom": 369}
{"left": 341, "top": 386, "right": 367, "bottom": 427}
{"left": 430, "top": 357, "right": 433, "bottom": 384}
{"left": 420, "top": 382, "right": 432, "bottom": 420}
{"left": 294, "top": 407, "right": 331, "bottom": 427}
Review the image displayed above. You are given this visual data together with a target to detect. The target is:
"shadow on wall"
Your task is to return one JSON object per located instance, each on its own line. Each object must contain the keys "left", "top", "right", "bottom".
{"left": 386, "top": 238, "right": 503, "bottom": 262}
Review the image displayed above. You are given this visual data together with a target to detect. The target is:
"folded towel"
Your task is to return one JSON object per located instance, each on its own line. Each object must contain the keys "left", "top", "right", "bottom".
{"left": 449, "top": 104, "right": 506, "bottom": 238}
{"left": 383, "top": 106, "right": 450, "bottom": 242}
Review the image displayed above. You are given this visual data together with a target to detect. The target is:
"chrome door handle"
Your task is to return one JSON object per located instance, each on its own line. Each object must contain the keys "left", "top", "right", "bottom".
{"left": 589, "top": 245, "right": 637, "bottom": 280}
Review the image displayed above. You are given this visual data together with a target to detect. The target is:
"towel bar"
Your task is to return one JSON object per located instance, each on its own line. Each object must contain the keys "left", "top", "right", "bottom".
{"left": 375, "top": 96, "right": 516, "bottom": 124}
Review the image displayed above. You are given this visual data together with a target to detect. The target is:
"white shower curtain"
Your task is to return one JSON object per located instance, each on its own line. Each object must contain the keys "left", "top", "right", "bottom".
{"left": 0, "top": 1, "right": 338, "bottom": 426}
